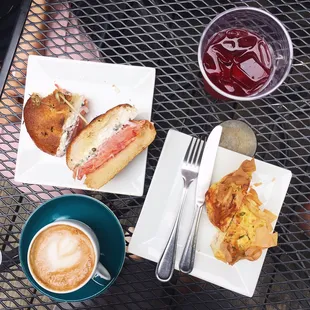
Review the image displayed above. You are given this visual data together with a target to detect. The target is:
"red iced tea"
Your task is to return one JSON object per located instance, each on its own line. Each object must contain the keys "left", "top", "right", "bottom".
{"left": 203, "top": 28, "right": 273, "bottom": 97}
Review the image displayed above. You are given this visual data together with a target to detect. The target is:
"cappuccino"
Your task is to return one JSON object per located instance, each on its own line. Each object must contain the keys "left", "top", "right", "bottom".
{"left": 28, "top": 224, "right": 96, "bottom": 292}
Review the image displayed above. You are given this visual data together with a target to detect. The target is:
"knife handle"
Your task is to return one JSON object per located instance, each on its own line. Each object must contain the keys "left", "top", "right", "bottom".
{"left": 179, "top": 204, "right": 203, "bottom": 274}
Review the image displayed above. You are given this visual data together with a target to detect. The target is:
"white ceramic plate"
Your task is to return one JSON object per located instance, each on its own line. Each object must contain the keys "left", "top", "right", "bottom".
{"left": 15, "top": 55, "right": 156, "bottom": 196}
{"left": 129, "top": 129, "right": 292, "bottom": 297}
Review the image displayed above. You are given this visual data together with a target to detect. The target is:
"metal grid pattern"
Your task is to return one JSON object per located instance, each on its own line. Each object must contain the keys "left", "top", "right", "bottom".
{"left": 0, "top": 0, "right": 309, "bottom": 309}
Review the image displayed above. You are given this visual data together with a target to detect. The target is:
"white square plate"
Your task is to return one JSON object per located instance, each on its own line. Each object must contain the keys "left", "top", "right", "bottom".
{"left": 15, "top": 55, "right": 156, "bottom": 196}
{"left": 129, "top": 129, "right": 292, "bottom": 297}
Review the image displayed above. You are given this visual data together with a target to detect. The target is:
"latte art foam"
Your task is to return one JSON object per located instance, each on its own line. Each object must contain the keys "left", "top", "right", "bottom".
{"left": 29, "top": 224, "right": 96, "bottom": 292}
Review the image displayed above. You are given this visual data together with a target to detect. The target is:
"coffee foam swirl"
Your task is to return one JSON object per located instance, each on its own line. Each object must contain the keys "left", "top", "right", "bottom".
{"left": 29, "top": 224, "right": 95, "bottom": 292}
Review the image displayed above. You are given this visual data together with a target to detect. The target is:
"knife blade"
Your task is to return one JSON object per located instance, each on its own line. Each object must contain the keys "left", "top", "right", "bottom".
{"left": 195, "top": 125, "right": 222, "bottom": 205}
{"left": 179, "top": 125, "right": 222, "bottom": 274}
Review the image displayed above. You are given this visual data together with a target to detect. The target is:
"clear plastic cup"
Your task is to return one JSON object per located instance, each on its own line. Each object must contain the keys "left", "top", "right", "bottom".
{"left": 198, "top": 7, "right": 293, "bottom": 101}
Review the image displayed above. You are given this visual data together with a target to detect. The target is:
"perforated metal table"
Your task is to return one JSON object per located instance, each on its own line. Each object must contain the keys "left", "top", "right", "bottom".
{"left": 0, "top": 0, "right": 309, "bottom": 309}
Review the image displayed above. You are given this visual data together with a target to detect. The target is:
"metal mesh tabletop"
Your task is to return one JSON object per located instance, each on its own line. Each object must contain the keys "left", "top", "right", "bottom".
{"left": 0, "top": 0, "right": 309, "bottom": 309}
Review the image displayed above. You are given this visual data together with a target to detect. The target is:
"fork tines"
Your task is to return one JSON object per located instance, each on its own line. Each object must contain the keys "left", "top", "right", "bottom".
{"left": 184, "top": 137, "right": 207, "bottom": 167}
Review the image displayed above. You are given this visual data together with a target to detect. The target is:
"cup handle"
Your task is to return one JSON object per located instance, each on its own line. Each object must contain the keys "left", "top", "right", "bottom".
{"left": 92, "top": 262, "right": 111, "bottom": 286}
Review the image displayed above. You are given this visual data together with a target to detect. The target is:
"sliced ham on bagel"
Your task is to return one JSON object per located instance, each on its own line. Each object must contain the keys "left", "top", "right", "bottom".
{"left": 66, "top": 104, "right": 156, "bottom": 189}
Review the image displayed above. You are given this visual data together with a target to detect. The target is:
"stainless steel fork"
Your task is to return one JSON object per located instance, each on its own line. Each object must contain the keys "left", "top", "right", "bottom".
{"left": 155, "top": 137, "right": 205, "bottom": 282}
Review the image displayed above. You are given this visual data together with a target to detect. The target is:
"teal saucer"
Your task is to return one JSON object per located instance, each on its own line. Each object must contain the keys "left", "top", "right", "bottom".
{"left": 19, "top": 194, "right": 125, "bottom": 302}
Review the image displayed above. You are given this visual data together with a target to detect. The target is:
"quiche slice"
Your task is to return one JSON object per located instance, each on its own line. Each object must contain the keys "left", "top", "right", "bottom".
{"left": 205, "top": 158, "right": 256, "bottom": 232}
{"left": 211, "top": 188, "right": 278, "bottom": 265}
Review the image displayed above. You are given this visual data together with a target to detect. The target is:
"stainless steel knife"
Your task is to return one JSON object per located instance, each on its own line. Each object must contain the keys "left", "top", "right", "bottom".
{"left": 179, "top": 125, "right": 222, "bottom": 273}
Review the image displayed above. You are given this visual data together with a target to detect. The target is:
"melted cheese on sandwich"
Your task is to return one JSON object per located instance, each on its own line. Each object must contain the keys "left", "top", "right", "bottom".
{"left": 56, "top": 94, "right": 87, "bottom": 156}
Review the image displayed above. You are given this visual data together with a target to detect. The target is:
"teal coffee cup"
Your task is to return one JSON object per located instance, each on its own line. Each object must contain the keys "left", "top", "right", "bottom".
{"left": 19, "top": 194, "right": 125, "bottom": 302}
